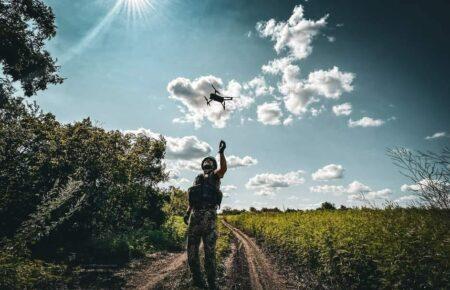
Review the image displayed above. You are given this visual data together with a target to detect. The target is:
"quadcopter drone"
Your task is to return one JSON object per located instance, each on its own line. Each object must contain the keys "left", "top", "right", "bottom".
{"left": 204, "top": 84, "right": 237, "bottom": 110}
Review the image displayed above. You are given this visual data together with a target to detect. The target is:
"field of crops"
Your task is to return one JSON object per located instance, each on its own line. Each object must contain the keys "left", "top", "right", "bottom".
{"left": 225, "top": 208, "right": 449, "bottom": 289}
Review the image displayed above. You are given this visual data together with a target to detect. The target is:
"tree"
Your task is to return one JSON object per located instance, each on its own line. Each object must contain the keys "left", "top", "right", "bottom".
{"left": 319, "top": 202, "right": 336, "bottom": 210}
{"left": 0, "top": 0, "right": 63, "bottom": 97}
{"left": 387, "top": 147, "right": 449, "bottom": 209}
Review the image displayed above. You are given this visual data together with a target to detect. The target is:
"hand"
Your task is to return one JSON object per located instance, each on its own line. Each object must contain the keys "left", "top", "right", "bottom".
{"left": 183, "top": 213, "right": 190, "bottom": 225}
{"left": 218, "top": 140, "right": 226, "bottom": 154}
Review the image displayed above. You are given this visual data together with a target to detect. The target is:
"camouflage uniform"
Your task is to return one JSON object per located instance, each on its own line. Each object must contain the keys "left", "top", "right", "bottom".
{"left": 187, "top": 172, "right": 220, "bottom": 288}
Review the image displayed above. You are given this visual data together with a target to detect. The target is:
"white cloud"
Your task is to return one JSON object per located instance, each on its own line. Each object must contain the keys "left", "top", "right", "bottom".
{"left": 243, "top": 76, "right": 274, "bottom": 97}
{"left": 346, "top": 180, "right": 371, "bottom": 194}
{"left": 312, "top": 164, "right": 344, "bottom": 181}
{"left": 227, "top": 155, "right": 258, "bottom": 168}
{"left": 276, "top": 64, "right": 354, "bottom": 116}
{"left": 257, "top": 102, "right": 283, "bottom": 125}
{"left": 123, "top": 128, "right": 211, "bottom": 160}
{"left": 332, "top": 102, "right": 352, "bottom": 116}
{"left": 310, "top": 180, "right": 370, "bottom": 196}
{"left": 306, "top": 67, "right": 354, "bottom": 99}
{"left": 283, "top": 115, "right": 294, "bottom": 126}
{"left": 167, "top": 76, "right": 254, "bottom": 128}
{"left": 310, "top": 184, "right": 346, "bottom": 195}
{"left": 395, "top": 195, "right": 420, "bottom": 206}
{"left": 222, "top": 185, "right": 237, "bottom": 192}
{"left": 246, "top": 170, "right": 305, "bottom": 195}
{"left": 173, "top": 154, "right": 258, "bottom": 172}
{"left": 401, "top": 183, "right": 420, "bottom": 192}
{"left": 348, "top": 188, "right": 392, "bottom": 201}
{"left": 261, "top": 57, "right": 294, "bottom": 75}
{"left": 256, "top": 5, "right": 328, "bottom": 60}
{"left": 401, "top": 179, "right": 449, "bottom": 193}
{"left": 425, "top": 132, "right": 448, "bottom": 140}
{"left": 348, "top": 117, "right": 385, "bottom": 128}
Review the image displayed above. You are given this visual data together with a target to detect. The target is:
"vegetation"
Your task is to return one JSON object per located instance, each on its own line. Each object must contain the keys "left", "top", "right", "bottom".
{"left": 0, "top": 79, "right": 186, "bottom": 289}
{"left": 388, "top": 147, "right": 449, "bottom": 209}
{"left": 0, "top": 0, "right": 63, "bottom": 96}
{"left": 225, "top": 208, "right": 450, "bottom": 289}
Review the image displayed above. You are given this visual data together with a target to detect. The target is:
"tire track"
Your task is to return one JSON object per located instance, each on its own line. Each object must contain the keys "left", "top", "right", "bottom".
{"left": 222, "top": 220, "right": 289, "bottom": 290}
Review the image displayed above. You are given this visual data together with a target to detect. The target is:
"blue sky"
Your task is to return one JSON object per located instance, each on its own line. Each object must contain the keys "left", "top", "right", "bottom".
{"left": 36, "top": 0, "right": 450, "bottom": 209}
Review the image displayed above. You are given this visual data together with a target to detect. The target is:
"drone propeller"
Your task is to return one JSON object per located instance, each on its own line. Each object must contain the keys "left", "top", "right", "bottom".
{"left": 211, "top": 83, "right": 221, "bottom": 94}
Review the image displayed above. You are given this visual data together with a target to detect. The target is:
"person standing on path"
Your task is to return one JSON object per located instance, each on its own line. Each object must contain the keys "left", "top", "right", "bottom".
{"left": 184, "top": 140, "right": 227, "bottom": 289}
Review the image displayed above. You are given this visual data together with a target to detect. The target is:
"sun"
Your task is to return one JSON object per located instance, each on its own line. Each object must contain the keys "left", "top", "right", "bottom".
{"left": 122, "top": 0, "right": 154, "bottom": 20}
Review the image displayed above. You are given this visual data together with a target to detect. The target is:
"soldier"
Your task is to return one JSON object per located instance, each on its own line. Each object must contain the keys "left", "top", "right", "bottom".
{"left": 184, "top": 140, "right": 227, "bottom": 289}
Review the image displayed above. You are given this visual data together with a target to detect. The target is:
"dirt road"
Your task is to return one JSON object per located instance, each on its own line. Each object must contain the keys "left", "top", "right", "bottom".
{"left": 123, "top": 220, "right": 293, "bottom": 289}
{"left": 221, "top": 220, "right": 291, "bottom": 290}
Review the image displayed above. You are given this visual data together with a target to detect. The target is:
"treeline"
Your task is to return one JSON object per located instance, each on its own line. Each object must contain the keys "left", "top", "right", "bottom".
{"left": 221, "top": 202, "right": 346, "bottom": 215}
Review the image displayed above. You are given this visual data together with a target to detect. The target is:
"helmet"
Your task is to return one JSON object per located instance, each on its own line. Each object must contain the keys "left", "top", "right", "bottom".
{"left": 201, "top": 156, "right": 217, "bottom": 171}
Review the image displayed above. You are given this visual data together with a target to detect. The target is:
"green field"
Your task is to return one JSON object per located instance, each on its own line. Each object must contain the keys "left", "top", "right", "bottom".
{"left": 225, "top": 208, "right": 450, "bottom": 289}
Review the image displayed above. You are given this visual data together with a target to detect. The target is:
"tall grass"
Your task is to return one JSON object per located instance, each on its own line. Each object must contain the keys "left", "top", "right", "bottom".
{"left": 226, "top": 208, "right": 449, "bottom": 289}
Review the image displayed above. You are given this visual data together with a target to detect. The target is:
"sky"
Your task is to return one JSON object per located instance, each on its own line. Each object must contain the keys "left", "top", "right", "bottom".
{"left": 36, "top": 0, "right": 450, "bottom": 209}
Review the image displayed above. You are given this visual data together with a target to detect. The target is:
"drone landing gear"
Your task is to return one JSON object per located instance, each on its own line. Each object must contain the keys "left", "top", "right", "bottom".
{"left": 222, "top": 102, "right": 226, "bottom": 110}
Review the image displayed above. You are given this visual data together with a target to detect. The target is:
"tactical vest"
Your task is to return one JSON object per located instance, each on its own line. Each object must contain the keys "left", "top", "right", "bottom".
{"left": 188, "top": 173, "right": 223, "bottom": 209}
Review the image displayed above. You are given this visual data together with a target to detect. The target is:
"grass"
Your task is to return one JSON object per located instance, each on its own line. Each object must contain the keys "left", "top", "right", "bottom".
{"left": 225, "top": 208, "right": 450, "bottom": 289}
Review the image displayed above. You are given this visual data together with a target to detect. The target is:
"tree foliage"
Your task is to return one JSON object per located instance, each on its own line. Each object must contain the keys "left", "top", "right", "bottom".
{"left": 0, "top": 87, "right": 168, "bottom": 260}
{"left": 0, "top": 0, "right": 63, "bottom": 96}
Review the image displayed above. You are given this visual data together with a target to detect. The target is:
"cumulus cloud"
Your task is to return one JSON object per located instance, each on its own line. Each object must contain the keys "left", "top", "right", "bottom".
{"left": 227, "top": 155, "right": 258, "bottom": 168}
{"left": 310, "top": 180, "right": 370, "bottom": 196}
{"left": 222, "top": 185, "right": 237, "bottom": 192}
{"left": 283, "top": 115, "right": 294, "bottom": 126}
{"left": 394, "top": 195, "right": 420, "bottom": 206}
{"left": 348, "top": 117, "right": 385, "bottom": 128}
{"left": 257, "top": 102, "right": 283, "bottom": 125}
{"left": 400, "top": 183, "right": 420, "bottom": 192}
{"left": 256, "top": 5, "right": 328, "bottom": 60}
{"left": 246, "top": 170, "right": 305, "bottom": 195}
{"left": 401, "top": 179, "right": 449, "bottom": 193}
{"left": 243, "top": 76, "right": 274, "bottom": 97}
{"left": 306, "top": 67, "right": 354, "bottom": 99}
{"left": 332, "top": 102, "right": 352, "bottom": 116}
{"left": 167, "top": 76, "right": 254, "bottom": 128}
{"left": 425, "top": 132, "right": 448, "bottom": 140}
{"left": 346, "top": 180, "right": 371, "bottom": 193}
{"left": 274, "top": 64, "right": 354, "bottom": 116}
{"left": 312, "top": 164, "right": 344, "bottom": 180}
{"left": 124, "top": 128, "right": 211, "bottom": 160}
{"left": 348, "top": 188, "right": 392, "bottom": 201}
{"left": 173, "top": 154, "right": 258, "bottom": 172}
{"left": 310, "top": 184, "right": 346, "bottom": 195}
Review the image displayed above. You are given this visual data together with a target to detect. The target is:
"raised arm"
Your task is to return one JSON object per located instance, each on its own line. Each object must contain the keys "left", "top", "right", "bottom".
{"left": 215, "top": 140, "right": 227, "bottom": 178}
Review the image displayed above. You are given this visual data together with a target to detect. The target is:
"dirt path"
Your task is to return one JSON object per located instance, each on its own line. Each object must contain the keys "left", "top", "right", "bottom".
{"left": 124, "top": 252, "right": 187, "bottom": 289}
{"left": 123, "top": 221, "right": 293, "bottom": 289}
{"left": 222, "top": 220, "right": 291, "bottom": 290}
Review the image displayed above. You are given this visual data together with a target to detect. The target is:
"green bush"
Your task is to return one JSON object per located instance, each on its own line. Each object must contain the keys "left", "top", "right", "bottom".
{"left": 0, "top": 252, "right": 68, "bottom": 290}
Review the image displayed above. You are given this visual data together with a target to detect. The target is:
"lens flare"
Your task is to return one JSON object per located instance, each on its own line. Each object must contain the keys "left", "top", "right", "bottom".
{"left": 61, "top": 0, "right": 156, "bottom": 63}
{"left": 122, "top": 0, "right": 154, "bottom": 21}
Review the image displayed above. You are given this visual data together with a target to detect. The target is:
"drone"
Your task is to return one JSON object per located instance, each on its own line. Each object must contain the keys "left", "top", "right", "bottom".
{"left": 204, "top": 84, "right": 236, "bottom": 110}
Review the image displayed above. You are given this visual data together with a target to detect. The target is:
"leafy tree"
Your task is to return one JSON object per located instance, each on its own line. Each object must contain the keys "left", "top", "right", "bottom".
{"left": 163, "top": 186, "right": 188, "bottom": 216}
{"left": 0, "top": 0, "right": 63, "bottom": 96}
{"left": 319, "top": 202, "right": 336, "bottom": 210}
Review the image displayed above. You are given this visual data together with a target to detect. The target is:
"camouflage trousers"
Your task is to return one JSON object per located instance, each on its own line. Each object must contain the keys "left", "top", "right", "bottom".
{"left": 187, "top": 208, "right": 217, "bottom": 287}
